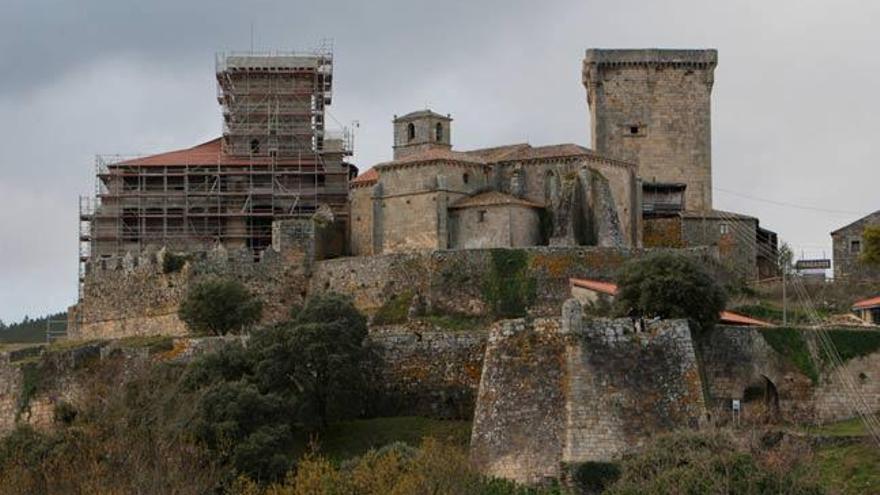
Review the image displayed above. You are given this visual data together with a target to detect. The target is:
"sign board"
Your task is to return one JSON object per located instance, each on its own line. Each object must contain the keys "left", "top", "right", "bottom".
{"left": 732, "top": 399, "right": 741, "bottom": 412}
{"left": 795, "top": 259, "right": 831, "bottom": 270}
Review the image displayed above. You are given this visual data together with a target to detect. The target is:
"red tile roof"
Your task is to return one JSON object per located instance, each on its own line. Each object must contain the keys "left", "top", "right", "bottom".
{"left": 351, "top": 167, "right": 379, "bottom": 187}
{"left": 375, "top": 148, "right": 488, "bottom": 168}
{"left": 568, "top": 277, "right": 773, "bottom": 327}
{"left": 569, "top": 278, "right": 619, "bottom": 296}
{"left": 719, "top": 311, "right": 773, "bottom": 327}
{"left": 110, "top": 137, "right": 323, "bottom": 167}
{"left": 854, "top": 296, "right": 880, "bottom": 310}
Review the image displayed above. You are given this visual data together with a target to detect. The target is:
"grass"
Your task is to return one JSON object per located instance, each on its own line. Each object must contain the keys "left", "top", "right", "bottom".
{"left": 315, "top": 416, "right": 472, "bottom": 461}
{"left": 372, "top": 291, "right": 414, "bottom": 326}
{"left": 815, "top": 441, "right": 880, "bottom": 495}
{"left": 804, "top": 415, "right": 878, "bottom": 437}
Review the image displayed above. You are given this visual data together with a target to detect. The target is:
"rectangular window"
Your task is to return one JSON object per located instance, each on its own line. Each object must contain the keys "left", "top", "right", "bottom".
{"left": 719, "top": 223, "right": 730, "bottom": 235}
{"left": 851, "top": 239, "right": 862, "bottom": 254}
{"left": 478, "top": 210, "right": 486, "bottom": 223}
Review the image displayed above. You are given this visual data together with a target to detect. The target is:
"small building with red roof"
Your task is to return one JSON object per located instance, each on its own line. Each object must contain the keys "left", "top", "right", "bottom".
{"left": 853, "top": 296, "right": 880, "bottom": 324}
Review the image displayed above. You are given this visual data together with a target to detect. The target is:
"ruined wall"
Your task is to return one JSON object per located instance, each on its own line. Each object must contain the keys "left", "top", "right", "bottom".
{"left": 470, "top": 307, "right": 706, "bottom": 484}
{"left": 584, "top": 49, "right": 717, "bottom": 212}
{"left": 311, "top": 246, "right": 715, "bottom": 318}
{"left": 75, "top": 244, "right": 309, "bottom": 340}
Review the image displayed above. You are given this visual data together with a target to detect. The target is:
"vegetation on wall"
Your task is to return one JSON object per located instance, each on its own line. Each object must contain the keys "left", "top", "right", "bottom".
{"left": 759, "top": 328, "right": 820, "bottom": 383}
{"left": 824, "top": 330, "right": 880, "bottom": 364}
{"left": 178, "top": 277, "right": 263, "bottom": 336}
{"left": 482, "top": 249, "right": 536, "bottom": 318}
{"left": 372, "top": 290, "right": 414, "bottom": 326}
{"left": 613, "top": 252, "right": 727, "bottom": 334}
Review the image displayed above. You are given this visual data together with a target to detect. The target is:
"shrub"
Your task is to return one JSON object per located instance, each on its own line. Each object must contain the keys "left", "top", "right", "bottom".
{"left": 569, "top": 461, "right": 621, "bottom": 493}
{"left": 604, "top": 430, "right": 824, "bottom": 495}
{"left": 162, "top": 251, "right": 188, "bottom": 274}
{"left": 178, "top": 277, "right": 262, "bottom": 335}
{"left": 614, "top": 252, "right": 727, "bottom": 334}
{"left": 483, "top": 249, "right": 536, "bottom": 318}
{"left": 861, "top": 226, "right": 880, "bottom": 267}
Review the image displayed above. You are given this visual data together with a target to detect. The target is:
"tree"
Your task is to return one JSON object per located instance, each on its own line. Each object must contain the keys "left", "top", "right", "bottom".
{"left": 778, "top": 242, "right": 794, "bottom": 276}
{"left": 250, "top": 293, "right": 370, "bottom": 428}
{"left": 178, "top": 278, "right": 262, "bottom": 336}
{"left": 614, "top": 252, "right": 727, "bottom": 334}
{"left": 861, "top": 226, "right": 880, "bottom": 267}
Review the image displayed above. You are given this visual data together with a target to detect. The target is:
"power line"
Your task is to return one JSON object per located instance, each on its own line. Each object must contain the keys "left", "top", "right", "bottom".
{"left": 714, "top": 187, "right": 866, "bottom": 216}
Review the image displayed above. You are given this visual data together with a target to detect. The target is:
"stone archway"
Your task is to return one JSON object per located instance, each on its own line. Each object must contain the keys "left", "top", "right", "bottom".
{"left": 741, "top": 375, "right": 781, "bottom": 424}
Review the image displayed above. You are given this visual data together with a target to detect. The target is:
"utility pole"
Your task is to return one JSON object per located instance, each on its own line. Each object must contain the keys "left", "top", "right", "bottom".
{"left": 782, "top": 267, "right": 787, "bottom": 326}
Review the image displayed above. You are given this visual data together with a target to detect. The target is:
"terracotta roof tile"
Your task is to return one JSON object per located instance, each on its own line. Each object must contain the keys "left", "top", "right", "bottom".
{"left": 351, "top": 167, "right": 379, "bottom": 187}
{"left": 110, "top": 137, "right": 323, "bottom": 167}
{"left": 375, "top": 148, "right": 488, "bottom": 168}
{"left": 569, "top": 278, "right": 619, "bottom": 296}
{"left": 854, "top": 296, "right": 880, "bottom": 310}
{"left": 719, "top": 311, "right": 773, "bottom": 327}
{"left": 449, "top": 191, "right": 544, "bottom": 209}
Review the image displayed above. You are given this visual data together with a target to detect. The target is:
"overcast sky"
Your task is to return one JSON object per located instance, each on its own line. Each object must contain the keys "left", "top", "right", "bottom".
{"left": 1, "top": 0, "right": 878, "bottom": 323}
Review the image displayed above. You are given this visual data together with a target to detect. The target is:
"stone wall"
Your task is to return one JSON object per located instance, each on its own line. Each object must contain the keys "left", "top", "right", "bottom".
{"left": 74, "top": 242, "right": 310, "bottom": 340}
{"left": 310, "top": 246, "right": 716, "bottom": 318}
{"left": 831, "top": 210, "right": 880, "bottom": 280}
{"left": 368, "top": 325, "right": 486, "bottom": 419}
{"left": 470, "top": 304, "right": 706, "bottom": 484}
{"left": 700, "top": 326, "right": 880, "bottom": 425}
{"left": 448, "top": 203, "right": 541, "bottom": 249}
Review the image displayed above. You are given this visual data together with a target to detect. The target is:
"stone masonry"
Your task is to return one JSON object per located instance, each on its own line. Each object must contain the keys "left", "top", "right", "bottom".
{"left": 584, "top": 49, "right": 717, "bottom": 212}
{"left": 470, "top": 302, "right": 706, "bottom": 484}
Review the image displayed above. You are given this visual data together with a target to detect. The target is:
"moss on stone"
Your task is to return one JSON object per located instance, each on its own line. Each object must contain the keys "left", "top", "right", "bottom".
{"left": 482, "top": 249, "right": 536, "bottom": 318}
{"left": 759, "top": 328, "right": 819, "bottom": 384}
{"left": 372, "top": 290, "right": 414, "bottom": 326}
{"left": 824, "top": 330, "right": 880, "bottom": 364}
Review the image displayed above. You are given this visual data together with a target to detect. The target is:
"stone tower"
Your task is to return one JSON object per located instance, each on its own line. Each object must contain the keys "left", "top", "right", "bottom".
{"left": 392, "top": 110, "right": 452, "bottom": 160}
{"left": 583, "top": 49, "right": 717, "bottom": 212}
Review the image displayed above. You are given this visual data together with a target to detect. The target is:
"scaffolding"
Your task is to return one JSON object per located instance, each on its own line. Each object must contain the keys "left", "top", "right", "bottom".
{"left": 79, "top": 45, "right": 352, "bottom": 290}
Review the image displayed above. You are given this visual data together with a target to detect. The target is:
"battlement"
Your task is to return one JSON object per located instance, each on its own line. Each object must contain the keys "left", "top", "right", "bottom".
{"left": 583, "top": 48, "right": 717, "bottom": 69}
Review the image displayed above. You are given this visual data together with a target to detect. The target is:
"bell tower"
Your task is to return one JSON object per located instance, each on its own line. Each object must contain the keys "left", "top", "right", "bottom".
{"left": 392, "top": 110, "right": 452, "bottom": 160}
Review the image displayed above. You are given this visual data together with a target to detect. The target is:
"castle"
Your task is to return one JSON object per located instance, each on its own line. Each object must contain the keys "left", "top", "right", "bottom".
{"left": 78, "top": 47, "right": 777, "bottom": 289}
{"left": 22, "top": 46, "right": 873, "bottom": 486}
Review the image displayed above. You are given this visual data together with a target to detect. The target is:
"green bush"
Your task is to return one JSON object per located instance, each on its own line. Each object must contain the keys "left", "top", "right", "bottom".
{"left": 569, "top": 461, "right": 621, "bottom": 493}
{"left": 614, "top": 252, "right": 727, "bottom": 334}
{"left": 178, "top": 277, "right": 263, "bottom": 335}
{"left": 825, "top": 330, "right": 880, "bottom": 364}
{"left": 162, "top": 251, "right": 188, "bottom": 274}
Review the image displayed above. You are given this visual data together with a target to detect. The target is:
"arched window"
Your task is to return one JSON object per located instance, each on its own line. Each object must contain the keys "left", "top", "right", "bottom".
{"left": 250, "top": 139, "right": 260, "bottom": 154}
{"left": 407, "top": 123, "right": 415, "bottom": 141}
{"left": 435, "top": 122, "right": 443, "bottom": 142}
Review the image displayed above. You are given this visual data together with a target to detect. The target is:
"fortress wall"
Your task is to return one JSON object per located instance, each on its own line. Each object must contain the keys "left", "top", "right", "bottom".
{"left": 469, "top": 317, "right": 568, "bottom": 484}
{"left": 700, "top": 326, "right": 880, "bottom": 425}
{"left": 310, "top": 246, "right": 717, "bottom": 318}
{"left": 470, "top": 309, "right": 706, "bottom": 484}
{"left": 74, "top": 247, "right": 310, "bottom": 340}
{"left": 369, "top": 326, "right": 487, "bottom": 419}
{"left": 561, "top": 313, "right": 706, "bottom": 463}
